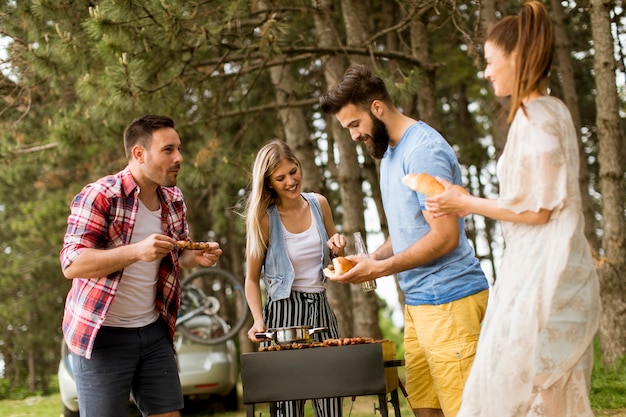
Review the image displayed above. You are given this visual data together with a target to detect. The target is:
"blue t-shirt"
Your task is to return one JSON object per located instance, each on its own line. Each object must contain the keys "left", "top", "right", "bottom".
{"left": 380, "top": 121, "right": 488, "bottom": 305}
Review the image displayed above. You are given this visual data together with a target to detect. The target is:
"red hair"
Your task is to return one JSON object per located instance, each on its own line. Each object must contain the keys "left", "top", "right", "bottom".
{"left": 486, "top": 1, "right": 554, "bottom": 122}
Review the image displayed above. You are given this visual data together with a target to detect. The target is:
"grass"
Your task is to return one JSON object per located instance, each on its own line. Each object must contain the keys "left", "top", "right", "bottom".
{"left": 591, "top": 339, "right": 626, "bottom": 410}
{"left": 0, "top": 390, "right": 413, "bottom": 417}
{"left": 1, "top": 390, "right": 625, "bottom": 417}
{"left": 1, "top": 395, "right": 62, "bottom": 417}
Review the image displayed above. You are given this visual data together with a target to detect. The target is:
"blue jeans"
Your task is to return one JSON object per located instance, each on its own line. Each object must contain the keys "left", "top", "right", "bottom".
{"left": 71, "top": 318, "right": 184, "bottom": 417}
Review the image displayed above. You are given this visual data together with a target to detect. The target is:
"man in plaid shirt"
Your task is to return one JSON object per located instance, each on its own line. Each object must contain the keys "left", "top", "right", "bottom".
{"left": 60, "top": 115, "right": 221, "bottom": 417}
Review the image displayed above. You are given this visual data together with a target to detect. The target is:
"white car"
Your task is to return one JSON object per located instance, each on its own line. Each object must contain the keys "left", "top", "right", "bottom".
{"left": 58, "top": 268, "right": 248, "bottom": 417}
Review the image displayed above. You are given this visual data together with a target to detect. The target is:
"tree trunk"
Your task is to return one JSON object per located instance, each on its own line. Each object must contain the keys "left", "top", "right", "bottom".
{"left": 588, "top": 0, "right": 626, "bottom": 367}
{"left": 28, "top": 347, "right": 36, "bottom": 391}
{"left": 227, "top": 222, "right": 255, "bottom": 354}
{"left": 550, "top": 0, "right": 600, "bottom": 252}
{"left": 269, "top": 65, "right": 324, "bottom": 193}
{"left": 309, "top": 0, "right": 382, "bottom": 339}
{"left": 410, "top": 8, "right": 442, "bottom": 131}
{"left": 311, "top": 0, "right": 356, "bottom": 337}
{"left": 480, "top": 0, "right": 510, "bottom": 158}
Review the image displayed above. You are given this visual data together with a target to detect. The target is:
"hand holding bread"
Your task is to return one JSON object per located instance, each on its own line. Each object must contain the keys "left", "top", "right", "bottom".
{"left": 323, "top": 256, "right": 356, "bottom": 278}
{"left": 404, "top": 173, "right": 472, "bottom": 218}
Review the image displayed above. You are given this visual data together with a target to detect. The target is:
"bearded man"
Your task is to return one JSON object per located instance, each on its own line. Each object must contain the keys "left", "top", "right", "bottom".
{"left": 320, "top": 64, "right": 488, "bottom": 417}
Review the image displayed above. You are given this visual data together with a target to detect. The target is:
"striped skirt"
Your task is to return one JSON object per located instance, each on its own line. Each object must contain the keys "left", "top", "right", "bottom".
{"left": 263, "top": 290, "right": 342, "bottom": 417}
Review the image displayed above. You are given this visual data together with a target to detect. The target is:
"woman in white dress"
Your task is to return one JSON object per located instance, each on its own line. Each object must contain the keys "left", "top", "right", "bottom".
{"left": 425, "top": 1, "right": 601, "bottom": 416}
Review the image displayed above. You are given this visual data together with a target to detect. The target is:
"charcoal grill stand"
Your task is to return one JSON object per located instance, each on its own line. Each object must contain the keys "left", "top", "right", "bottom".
{"left": 241, "top": 342, "right": 402, "bottom": 417}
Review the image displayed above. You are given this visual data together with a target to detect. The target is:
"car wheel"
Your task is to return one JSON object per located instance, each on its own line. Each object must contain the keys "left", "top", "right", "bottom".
{"left": 62, "top": 404, "right": 80, "bottom": 417}
{"left": 223, "top": 386, "right": 239, "bottom": 411}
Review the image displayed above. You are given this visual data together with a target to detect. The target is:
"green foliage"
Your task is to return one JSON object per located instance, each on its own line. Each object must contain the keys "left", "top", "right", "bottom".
{"left": 591, "top": 339, "right": 626, "bottom": 409}
{"left": 0, "top": 0, "right": 621, "bottom": 400}
{"left": 1, "top": 0, "right": 282, "bottom": 393}
{"left": 378, "top": 298, "right": 404, "bottom": 360}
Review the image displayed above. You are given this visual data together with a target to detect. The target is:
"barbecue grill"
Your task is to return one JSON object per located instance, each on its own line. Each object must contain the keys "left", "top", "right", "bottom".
{"left": 240, "top": 340, "right": 402, "bottom": 417}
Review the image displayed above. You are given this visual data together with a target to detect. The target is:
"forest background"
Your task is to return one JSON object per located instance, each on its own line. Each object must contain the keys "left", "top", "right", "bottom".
{"left": 0, "top": 0, "right": 625, "bottom": 397}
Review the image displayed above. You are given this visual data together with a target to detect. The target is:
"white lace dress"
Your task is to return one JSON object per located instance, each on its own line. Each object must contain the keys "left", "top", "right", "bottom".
{"left": 457, "top": 96, "right": 601, "bottom": 417}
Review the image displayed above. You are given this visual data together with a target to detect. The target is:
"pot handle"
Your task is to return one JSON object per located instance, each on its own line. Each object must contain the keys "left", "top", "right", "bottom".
{"left": 308, "top": 327, "right": 329, "bottom": 335}
{"left": 254, "top": 332, "right": 273, "bottom": 340}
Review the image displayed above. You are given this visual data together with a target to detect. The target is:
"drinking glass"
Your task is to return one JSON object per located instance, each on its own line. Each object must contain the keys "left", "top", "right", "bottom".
{"left": 354, "top": 232, "right": 377, "bottom": 292}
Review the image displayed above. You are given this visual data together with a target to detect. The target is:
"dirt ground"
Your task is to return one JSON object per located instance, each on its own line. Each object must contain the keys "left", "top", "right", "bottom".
{"left": 594, "top": 410, "right": 626, "bottom": 417}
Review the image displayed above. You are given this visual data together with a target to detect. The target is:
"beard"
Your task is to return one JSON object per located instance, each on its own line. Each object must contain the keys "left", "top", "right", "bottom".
{"left": 363, "top": 113, "right": 390, "bottom": 159}
{"left": 145, "top": 164, "right": 179, "bottom": 188}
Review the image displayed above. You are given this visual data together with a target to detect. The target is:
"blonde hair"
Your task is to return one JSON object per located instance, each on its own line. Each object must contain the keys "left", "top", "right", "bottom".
{"left": 244, "top": 140, "right": 302, "bottom": 259}
{"left": 486, "top": 1, "right": 554, "bottom": 122}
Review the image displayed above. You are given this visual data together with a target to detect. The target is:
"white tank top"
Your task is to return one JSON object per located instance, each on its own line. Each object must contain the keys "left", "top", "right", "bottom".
{"left": 104, "top": 198, "right": 161, "bottom": 327}
{"left": 282, "top": 206, "right": 324, "bottom": 293}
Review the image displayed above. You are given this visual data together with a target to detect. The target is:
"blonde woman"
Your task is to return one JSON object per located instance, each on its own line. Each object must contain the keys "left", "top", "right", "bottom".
{"left": 244, "top": 139, "right": 346, "bottom": 417}
{"left": 426, "top": 2, "right": 601, "bottom": 416}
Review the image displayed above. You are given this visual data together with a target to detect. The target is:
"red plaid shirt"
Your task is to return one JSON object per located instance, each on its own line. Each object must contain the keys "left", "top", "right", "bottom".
{"left": 60, "top": 167, "right": 188, "bottom": 358}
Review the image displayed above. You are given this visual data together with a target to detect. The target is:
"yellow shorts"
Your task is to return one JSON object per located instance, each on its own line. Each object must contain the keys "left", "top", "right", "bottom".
{"left": 404, "top": 289, "right": 488, "bottom": 416}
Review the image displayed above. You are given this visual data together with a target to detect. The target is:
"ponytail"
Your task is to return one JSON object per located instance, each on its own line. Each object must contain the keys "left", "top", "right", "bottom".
{"left": 486, "top": 1, "right": 554, "bottom": 122}
{"left": 510, "top": 1, "right": 554, "bottom": 121}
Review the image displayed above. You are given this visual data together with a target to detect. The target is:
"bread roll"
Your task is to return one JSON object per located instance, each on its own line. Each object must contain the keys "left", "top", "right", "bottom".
{"left": 332, "top": 257, "right": 356, "bottom": 274}
{"left": 402, "top": 173, "right": 468, "bottom": 196}
{"left": 402, "top": 173, "right": 444, "bottom": 196}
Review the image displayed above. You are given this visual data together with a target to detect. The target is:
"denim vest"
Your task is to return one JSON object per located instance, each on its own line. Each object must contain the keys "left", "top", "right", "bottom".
{"left": 263, "top": 193, "right": 330, "bottom": 301}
